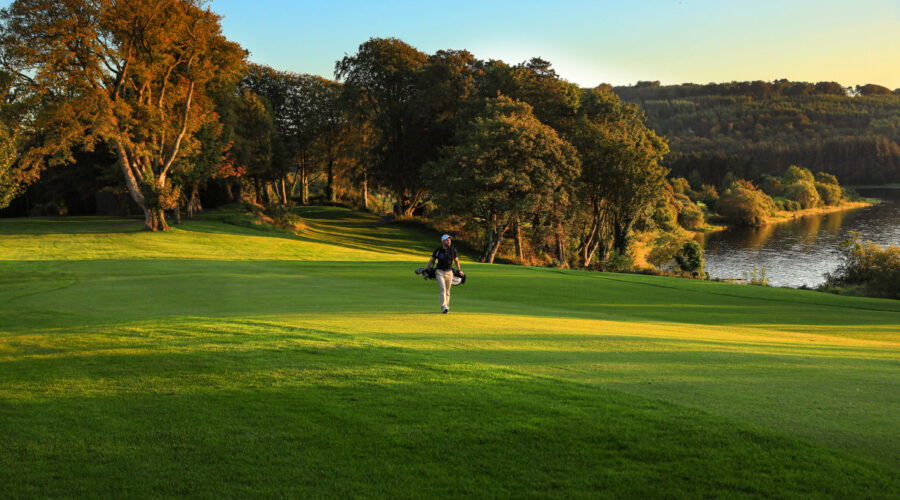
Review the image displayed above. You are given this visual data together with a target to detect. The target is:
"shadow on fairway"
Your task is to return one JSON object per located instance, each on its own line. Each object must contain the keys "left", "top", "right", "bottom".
{"left": 1, "top": 343, "right": 896, "bottom": 498}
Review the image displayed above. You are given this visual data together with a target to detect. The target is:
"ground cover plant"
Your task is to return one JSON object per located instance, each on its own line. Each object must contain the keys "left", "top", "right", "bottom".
{"left": 1, "top": 206, "right": 898, "bottom": 497}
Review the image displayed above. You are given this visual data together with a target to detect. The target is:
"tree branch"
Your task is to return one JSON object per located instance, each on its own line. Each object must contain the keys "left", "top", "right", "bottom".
{"left": 161, "top": 79, "right": 194, "bottom": 177}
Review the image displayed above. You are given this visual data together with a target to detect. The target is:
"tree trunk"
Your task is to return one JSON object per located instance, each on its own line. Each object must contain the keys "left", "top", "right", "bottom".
{"left": 188, "top": 183, "right": 199, "bottom": 219}
{"left": 301, "top": 166, "right": 309, "bottom": 205}
{"left": 174, "top": 202, "right": 182, "bottom": 225}
{"left": 253, "top": 179, "right": 262, "bottom": 205}
{"left": 361, "top": 171, "right": 369, "bottom": 210}
{"left": 326, "top": 158, "right": 336, "bottom": 203}
{"left": 579, "top": 223, "right": 598, "bottom": 267}
{"left": 224, "top": 180, "right": 234, "bottom": 202}
{"left": 482, "top": 223, "right": 508, "bottom": 264}
{"left": 612, "top": 218, "right": 633, "bottom": 255}
{"left": 289, "top": 169, "right": 301, "bottom": 202}
{"left": 280, "top": 177, "right": 289, "bottom": 205}
{"left": 513, "top": 218, "right": 524, "bottom": 261}
{"left": 144, "top": 207, "right": 170, "bottom": 231}
{"left": 555, "top": 228, "right": 568, "bottom": 268}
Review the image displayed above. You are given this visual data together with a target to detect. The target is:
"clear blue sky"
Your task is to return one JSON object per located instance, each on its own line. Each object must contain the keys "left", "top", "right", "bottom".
{"left": 1, "top": 0, "right": 895, "bottom": 87}
{"left": 208, "top": 0, "right": 899, "bottom": 88}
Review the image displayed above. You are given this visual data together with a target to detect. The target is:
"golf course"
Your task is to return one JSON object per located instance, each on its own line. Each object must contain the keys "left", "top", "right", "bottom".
{"left": 1, "top": 206, "right": 898, "bottom": 498}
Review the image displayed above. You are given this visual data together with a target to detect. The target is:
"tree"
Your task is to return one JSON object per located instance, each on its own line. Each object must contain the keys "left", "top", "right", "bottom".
{"left": 0, "top": 0, "right": 245, "bottom": 230}
{"left": 0, "top": 122, "right": 17, "bottom": 209}
{"left": 571, "top": 88, "right": 669, "bottom": 266}
{"left": 716, "top": 180, "right": 775, "bottom": 226}
{"left": 335, "top": 38, "right": 428, "bottom": 215}
{"left": 425, "top": 97, "right": 580, "bottom": 263}
{"left": 855, "top": 84, "right": 892, "bottom": 96}
{"left": 784, "top": 180, "right": 820, "bottom": 209}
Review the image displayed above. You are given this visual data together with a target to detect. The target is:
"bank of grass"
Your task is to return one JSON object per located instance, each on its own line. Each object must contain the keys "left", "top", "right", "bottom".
{"left": 766, "top": 200, "right": 873, "bottom": 224}
{"left": 1, "top": 206, "right": 898, "bottom": 497}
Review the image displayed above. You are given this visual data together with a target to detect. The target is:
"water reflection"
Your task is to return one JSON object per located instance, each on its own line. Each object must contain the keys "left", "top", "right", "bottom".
{"left": 702, "top": 188, "right": 900, "bottom": 288}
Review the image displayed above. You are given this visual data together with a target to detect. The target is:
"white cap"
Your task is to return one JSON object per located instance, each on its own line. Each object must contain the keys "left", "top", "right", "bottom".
{"left": 441, "top": 234, "right": 451, "bottom": 241}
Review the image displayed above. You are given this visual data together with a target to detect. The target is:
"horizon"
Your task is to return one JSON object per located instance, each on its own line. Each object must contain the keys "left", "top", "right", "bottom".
{"left": 207, "top": 0, "right": 900, "bottom": 89}
{"left": 0, "top": 1, "right": 895, "bottom": 88}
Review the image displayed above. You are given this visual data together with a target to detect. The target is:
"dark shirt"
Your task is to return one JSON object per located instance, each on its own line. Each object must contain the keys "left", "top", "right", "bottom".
{"left": 432, "top": 246, "right": 458, "bottom": 270}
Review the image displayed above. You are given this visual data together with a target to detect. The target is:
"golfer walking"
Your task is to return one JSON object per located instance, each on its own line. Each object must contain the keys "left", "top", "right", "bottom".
{"left": 427, "top": 234, "right": 462, "bottom": 313}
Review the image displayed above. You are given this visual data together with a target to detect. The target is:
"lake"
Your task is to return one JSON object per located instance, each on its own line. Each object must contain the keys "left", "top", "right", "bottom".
{"left": 701, "top": 187, "right": 900, "bottom": 288}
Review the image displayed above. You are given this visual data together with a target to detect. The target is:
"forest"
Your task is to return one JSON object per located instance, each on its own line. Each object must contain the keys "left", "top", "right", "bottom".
{"left": 0, "top": 0, "right": 886, "bottom": 273}
{"left": 614, "top": 81, "right": 900, "bottom": 185}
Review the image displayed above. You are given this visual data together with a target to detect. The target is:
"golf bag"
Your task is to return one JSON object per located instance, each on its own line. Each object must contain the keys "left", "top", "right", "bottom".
{"left": 415, "top": 268, "right": 466, "bottom": 286}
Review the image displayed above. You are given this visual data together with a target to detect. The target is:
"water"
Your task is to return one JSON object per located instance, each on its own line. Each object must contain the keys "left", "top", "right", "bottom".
{"left": 702, "top": 188, "right": 900, "bottom": 288}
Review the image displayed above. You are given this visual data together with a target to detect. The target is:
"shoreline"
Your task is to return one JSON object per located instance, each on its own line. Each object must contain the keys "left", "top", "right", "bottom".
{"left": 704, "top": 200, "right": 874, "bottom": 233}
{"left": 764, "top": 200, "right": 873, "bottom": 225}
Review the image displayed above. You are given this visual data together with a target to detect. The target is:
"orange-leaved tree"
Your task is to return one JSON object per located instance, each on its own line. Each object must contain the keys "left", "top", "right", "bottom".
{"left": 0, "top": 0, "right": 245, "bottom": 230}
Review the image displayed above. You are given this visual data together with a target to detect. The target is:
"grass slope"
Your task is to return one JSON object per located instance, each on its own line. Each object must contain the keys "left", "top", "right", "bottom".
{"left": 1, "top": 207, "right": 898, "bottom": 498}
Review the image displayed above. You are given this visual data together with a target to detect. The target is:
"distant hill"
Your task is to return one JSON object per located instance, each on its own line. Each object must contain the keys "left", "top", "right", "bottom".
{"left": 613, "top": 81, "right": 900, "bottom": 186}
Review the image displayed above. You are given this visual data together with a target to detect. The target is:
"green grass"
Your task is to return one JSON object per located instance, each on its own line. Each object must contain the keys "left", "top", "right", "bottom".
{"left": 1, "top": 206, "right": 898, "bottom": 498}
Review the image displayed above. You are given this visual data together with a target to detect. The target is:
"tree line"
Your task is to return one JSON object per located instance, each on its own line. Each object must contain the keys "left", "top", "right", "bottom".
{"left": 0, "top": 1, "right": 680, "bottom": 270}
{"left": 0, "top": 0, "right": 889, "bottom": 273}
{"left": 614, "top": 81, "right": 900, "bottom": 185}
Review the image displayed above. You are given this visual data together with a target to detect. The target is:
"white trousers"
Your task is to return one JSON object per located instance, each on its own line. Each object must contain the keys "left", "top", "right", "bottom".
{"left": 436, "top": 269, "right": 454, "bottom": 310}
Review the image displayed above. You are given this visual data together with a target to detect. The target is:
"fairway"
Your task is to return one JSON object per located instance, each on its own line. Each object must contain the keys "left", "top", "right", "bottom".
{"left": 1, "top": 207, "right": 898, "bottom": 497}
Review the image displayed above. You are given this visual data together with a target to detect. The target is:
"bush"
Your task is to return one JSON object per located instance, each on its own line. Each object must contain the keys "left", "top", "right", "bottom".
{"left": 677, "top": 203, "right": 705, "bottom": 229}
{"left": 783, "top": 165, "right": 815, "bottom": 184}
{"left": 774, "top": 197, "right": 801, "bottom": 211}
{"left": 695, "top": 184, "right": 719, "bottom": 206}
{"left": 715, "top": 180, "right": 775, "bottom": 226}
{"left": 843, "top": 187, "right": 862, "bottom": 202}
{"left": 814, "top": 172, "right": 839, "bottom": 185}
{"left": 647, "top": 234, "right": 681, "bottom": 268}
{"left": 603, "top": 251, "right": 634, "bottom": 272}
{"left": 743, "top": 266, "right": 769, "bottom": 286}
{"left": 759, "top": 174, "right": 784, "bottom": 197}
{"left": 815, "top": 181, "right": 843, "bottom": 205}
{"left": 824, "top": 232, "right": 900, "bottom": 299}
{"left": 784, "top": 181, "right": 820, "bottom": 209}
{"left": 674, "top": 240, "right": 705, "bottom": 276}
{"left": 652, "top": 203, "right": 679, "bottom": 232}
{"left": 670, "top": 177, "right": 692, "bottom": 196}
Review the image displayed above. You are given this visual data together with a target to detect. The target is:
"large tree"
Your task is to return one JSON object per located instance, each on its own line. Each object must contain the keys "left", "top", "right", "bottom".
{"left": 426, "top": 97, "right": 580, "bottom": 263}
{"left": 0, "top": 0, "right": 245, "bottom": 230}
{"left": 335, "top": 37, "right": 428, "bottom": 215}
{"left": 572, "top": 88, "right": 669, "bottom": 265}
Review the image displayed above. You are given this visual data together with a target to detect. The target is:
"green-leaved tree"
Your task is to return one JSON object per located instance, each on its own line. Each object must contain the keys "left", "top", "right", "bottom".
{"left": 426, "top": 97, "right": 580, "bottom": 263}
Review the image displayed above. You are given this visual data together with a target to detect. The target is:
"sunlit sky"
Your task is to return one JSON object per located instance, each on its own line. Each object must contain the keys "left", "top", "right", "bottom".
{"left": 208, "top": 0, "right": 899, "bottom": 88}
{"left": 3, "top": 0, "right": 898, "bottom": 88}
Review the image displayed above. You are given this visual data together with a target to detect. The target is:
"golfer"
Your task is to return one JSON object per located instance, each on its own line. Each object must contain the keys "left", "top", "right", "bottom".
{"left": 427, "top": 234, "right": 462, "bottom": 313}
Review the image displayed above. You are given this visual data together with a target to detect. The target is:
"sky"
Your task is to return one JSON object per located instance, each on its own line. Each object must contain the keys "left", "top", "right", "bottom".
{"left": 2, "top": 0, "right": 898, "bottom": 88}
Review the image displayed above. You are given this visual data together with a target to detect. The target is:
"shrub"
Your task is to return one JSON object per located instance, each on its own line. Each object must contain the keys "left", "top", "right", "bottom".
{"left": 759, "top": 174, "right": 784, "bottom": 197}
{"left": 814, "top": 172, "right": 839, "bottom": 185}
{"left": 774, "top": 197, "right": 801, "bottom": 211}
{"left": 652, "top": 203, "right": 679, "bottom": 232}
{"left": 743, "top": 266, "right": 769, "bottom": 286}
{"left": 695, "top": 184, "right": 719, "bottom": 206}
{"left": 715, "top": 180, "right": 775, "bottom": 226}
{"left": 824, "top": 232, "right": 900, "bottom": 299}
{"left": 843, "top": 187, "right": 862, "bottom": 202}
{"left": 670, "top": 177, "right": 692, "bottom": 196}
{"left": 677, "top": 203, "right": 705, "bottom": 229}
{"left": 815, "top": 181, "right": 843, "bottom": 206}
{"left": 647, "top": 234, "right": 681, "bottom": 268}
{"left": 783, "top": 165, "right": 815, "bottom": 185}
{"left": 674, "top": 240, "right": 705, "bottom": 276}
{"left": 603, "top": 251, "right": 634, "bottom": 272}
{"left": 784, "top": 181, "right": 820, "bottom": 209}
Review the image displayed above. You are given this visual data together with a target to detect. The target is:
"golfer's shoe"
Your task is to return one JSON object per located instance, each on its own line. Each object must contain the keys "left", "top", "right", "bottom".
{"left": 442, "top": 307, "right": 449, "bottom": 314}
